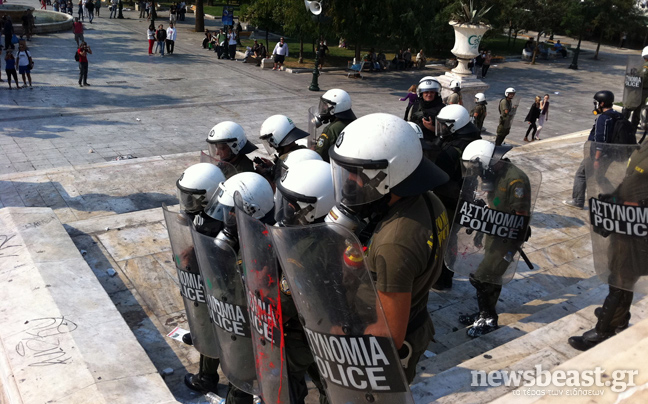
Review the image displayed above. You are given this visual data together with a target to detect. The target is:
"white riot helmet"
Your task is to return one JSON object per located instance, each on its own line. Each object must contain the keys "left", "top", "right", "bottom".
{"left": 450, "top": 80, "right": 461, "bottom": 92}
{"left": 276, "top": 148, "right": 323, "bottom": 180}
{"left": 204, "top": 172, "right": 274, "bottom": 226}
{"left": 176, "top": 163, "right": 227, "bottom": 213}
{"left": 436, "top": 105, "right": 471, "bottom": 137}
{"left": 206, "top": 121, "right": 257, "bottom": 161}
{"left": 475, "top": 93, "right": 486, "bottom": 104}
{"left": 407, "top": 122, "right": 424, "bottom": 139}
{"left": 329, "top": 113, "right": 449, "bottom": 210}
{"left": 642, "top": 46, "right": 648, "bottom": 58}
{"left": 259, "top": 115, "right": 309, "bottom": 155}
{"left": 275, "top": 160, "right": 335, "bottom": 225}
{"left": 462, "top": 139, "right": 512, "bottom": 172}
{"left": 505, "top": 87, "right": 516, "bottom": 97}
{"left": 417, "top": 76, "right": 441, "bottom": 96}
{"left": 317, "top": 89, "right": 356, "bottom": 124}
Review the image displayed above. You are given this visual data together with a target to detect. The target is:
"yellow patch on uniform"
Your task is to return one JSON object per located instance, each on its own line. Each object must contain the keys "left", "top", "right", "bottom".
{"left": 499, "top": 187, "right": 507, "bottom": 192}
{"left": 509, "top": 179, "right": 524, "bottom": 186}
{"left": 635, "top": 166, "right": 645, "bottom": 174}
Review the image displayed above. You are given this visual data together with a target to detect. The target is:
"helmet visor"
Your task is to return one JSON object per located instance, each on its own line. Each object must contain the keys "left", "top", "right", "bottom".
{"left": 435, "top": 118, "right": 454, "bottom": 138}
{"left": 204, "top": 183, "right": 236, "bottom": 226}
{"left": 330, "top": 158, "right": 387, "bottom": 207}
{"left": 259, "top": 133, "right": 278, "bottom": 155}
{"left": 274, "top": 183, "right": 317, "bottom": 226}
{"left": 207, "top": 141, "right": 236, "bottom": 162}
{"left": 318, "top": 98, "right": 335, "bottom": 119}
{"left": 176, "top": 188, "right": 206, "bottom": 213}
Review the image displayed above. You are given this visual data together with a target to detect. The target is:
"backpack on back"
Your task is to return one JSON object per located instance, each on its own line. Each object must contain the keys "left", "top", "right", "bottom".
{"left": 74, "top": 51, "right": 80, "bottom": 62}
{"left": 609, "top": 116, "right": 638, "bottom": 145}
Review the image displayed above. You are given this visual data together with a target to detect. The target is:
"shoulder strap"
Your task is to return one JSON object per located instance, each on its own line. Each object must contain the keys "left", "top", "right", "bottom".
{"left": 420, "top": 193, "right": 439, "bottom": 270}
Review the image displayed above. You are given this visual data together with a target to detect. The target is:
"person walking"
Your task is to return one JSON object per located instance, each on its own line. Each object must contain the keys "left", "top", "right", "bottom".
{"left": 272, "top": 37, "right": 288, "bottom": 70}
{"left": 156, "top": 24, "right": 166, "bottom": 57}
{"left": 166, "top": 22, "right": 176, "bottom": 55}
{"left": 399, "top": 84, "right": 418, "bottom": 120}
{"left": 3, "top": 16, "right": 14, "bottom": 51}
{"left": 76, "top": 41, "right": 92, "bottom": 87}
{"left": 147, "top": 23, "right": 155, "bottom": 54}
{"left": 109, "top": 0, "right": 117, "bottom": 18}
{"left": 72, "top": 17, "right": 84, "bottom": 47}
{"left": 535, "top": 94, "right": 550, "bottom": 140}
{"left": 95, "top": 0, "right": 101, "bottom": 17}
{"left": 523, "top": 96, "right": 541, "bottom": 142}
{"left": 67, "top": 0, "right": 74, "bottom": 15}
{"left": 5, "top": 50, "right": 20, "bottom": 89}
{"left": 227, "top": 28, "right": 237, "bottom": 60}
{"left": 474, "top": 50, "right": 485, "bottom": 78}
{"left": 77, "top": 0, "right": 84, "bottom": 21}
{"left": 86, "top": 0, "right": 94, "bottom": 23}
{"left": 481, "top": 50, "right": 492, "bottom": 78}
{"left": 139, "top": 0, "right": 146, "bottom": 18}
{"left": 495, "top": 87, "right": 516, "bottom": 146}
{"left": 16, "top": 42, "right": 33, "bottom": 88}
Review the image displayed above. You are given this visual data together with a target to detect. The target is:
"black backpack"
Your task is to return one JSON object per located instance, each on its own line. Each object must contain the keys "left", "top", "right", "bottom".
{"left": 609, "top": 116, "right": 638, "bottom": 145}
{"left": 74, "top": 51, "right": 80, "bottom": 62}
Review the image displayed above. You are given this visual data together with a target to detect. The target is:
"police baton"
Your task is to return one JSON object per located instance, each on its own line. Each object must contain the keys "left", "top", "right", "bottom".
{"left": 517, "top": 247, "right": 534, "bottom": 270}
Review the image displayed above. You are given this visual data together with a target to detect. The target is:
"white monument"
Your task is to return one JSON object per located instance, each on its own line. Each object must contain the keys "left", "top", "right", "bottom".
{"left": 437, "top": 21, "right": 490, "bottom": 114}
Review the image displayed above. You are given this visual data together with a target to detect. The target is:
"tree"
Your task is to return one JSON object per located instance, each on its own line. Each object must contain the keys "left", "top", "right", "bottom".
{"left": 195, "top": 0, "right": 205, "bottom": 32}
{"left": 243, "top": 0, "right": 283, "bottom": 51}
{"left": 282, "top": 0, "right": 318, "bottom": 63}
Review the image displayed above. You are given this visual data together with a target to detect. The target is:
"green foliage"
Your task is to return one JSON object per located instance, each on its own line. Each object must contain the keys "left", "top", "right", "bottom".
{"left": 450, "top": 0, "right": 493, "bottom": 25}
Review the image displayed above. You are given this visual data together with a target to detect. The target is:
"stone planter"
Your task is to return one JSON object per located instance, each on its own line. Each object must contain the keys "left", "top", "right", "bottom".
{"left": 449, "top": 21, "right": 489, "bottom": 76}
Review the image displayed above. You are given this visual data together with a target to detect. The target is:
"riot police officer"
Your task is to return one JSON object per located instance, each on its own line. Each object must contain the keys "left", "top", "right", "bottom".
{"left": 203, "top": 172, "right": 275, "bottom": 404}
{"left": 256, "top": 114, "right": 309, "bottom": 185}
{"left": 429, "top": 105, "right": 482, "bottom": 290}
{"left": 495, "top": 88, "right": 516, "bottom": 146}
{"left": 328, "top": 113, "right": 450, "bottom": 382}
{"left": 274, "top": 159, "right": 334, "bottom": 403}
{"left": 445, "top": 80, "right": 463, "bottom": 105}
{"left": 206, "top": 121, "right": 258, "bottom": 173}
{"left": 408, "top": 76, "right": 446, "bottom": 142}
{"left": 457, "top": 140, "right": 532, "bottom": 337}
{"left": 471, "top": 93, "right": 488, "bottom": 131}
{"left": 313, "top": 89, "right": 357, "bottom": 162}
{"left": 174, "top": 163, "right": 227, "bottom": 394}
{"left": 568, "top": 141, "right": 648, "bottom": 351}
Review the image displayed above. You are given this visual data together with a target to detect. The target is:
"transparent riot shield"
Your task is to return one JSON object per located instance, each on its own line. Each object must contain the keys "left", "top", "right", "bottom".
{"left": 308, "top": 106, "right": 320, "bottom": 149}
{"left": 190, "top": 227, "right": 259, "bottom": 395}
{"left": 200, "top": 150, "right": 238, "bottom": 179}
{"left": 584, "top": 142, "right": 648, "bottom": 292}
{"left": 235, "top": 202, "right": 289, "bottom": 404}
{"left": 623, "top": 55, "right": 645, "bottom": 111}
{"left": 505, "top": 97, "right": 521, "bottom": 129}
{"left": 445, "top": 158, "right": 542, "bottom": 285}
{"left": 162, "top": 205, "right": 219, "bottom": 359}
{"left": 271, "top": 223, "right": 414, "bottom": 404}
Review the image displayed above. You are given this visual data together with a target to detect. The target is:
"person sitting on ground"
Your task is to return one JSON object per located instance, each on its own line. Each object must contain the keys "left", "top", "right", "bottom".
{"left": 377, "top": 50, "right": 387, "bottom": 70}
{"left": 403, "top": 47, "right": 413, "bottom": 69}
{"left": 203, "top": 29, "right": 212, "bottom": 49}
{"left": 243, "top": 39, "right": 266, "bottom": 65}
{"left": 416, "top": 49, "right": 426, "bottom": 69}
{"left": 553, "top": 40, "right": 567, "bottom": 58}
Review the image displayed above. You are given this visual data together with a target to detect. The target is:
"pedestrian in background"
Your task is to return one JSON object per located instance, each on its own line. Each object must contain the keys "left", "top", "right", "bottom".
{"left": 77, "top": 41, "right": 92, "bottom": 87}
{"left": 535, "top": 94, "right": 550, "bottom": 140}
{"left": 166, "top": 22, "right": 176, "bottom": 55}
{"left": 109, "top": 0, "right": 117, "bottom": 18}
{"left": 147, "top": 23, "right": 155, "bottom": 54}
{"left": 5, "top": 50, "right": 20, "bottom": 89}
{"left": 16, "top": 42, "right": 33, "bottom": 88}
{"left": 95, "top": 0, "right": 101, "bottom": 17}
{"left": 481, "top": 50, "right": 492, "bottom": 78}
{"left": 524, "top": 96, "right": 541, "bottom": 142}
{"left": 272, "top": 37, "right": 288, "bottom": 70}
{"left": 399, "top": 84, "right": 418, "bottom": 120}
{"left": 77, "top": 0, "right": 84, "bottom": 21}
{"left": 86, "top": 0, "right": 95, "bottom": 23}
{"left": 73, "top": 18, "right": 84, "bottom": 47}
{"left": 227, "top": 28, "right": 237, "bottom": 60}
{"left": 156, "top": 24, "right": 166, "bottom": 57}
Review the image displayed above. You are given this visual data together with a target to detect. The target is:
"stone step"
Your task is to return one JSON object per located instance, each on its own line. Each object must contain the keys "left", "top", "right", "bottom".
{"left": 410, "top": 291, "right": 648, "bottom": 403}
{"left": 0, "top": 207, "right": 178, "bottom": 404}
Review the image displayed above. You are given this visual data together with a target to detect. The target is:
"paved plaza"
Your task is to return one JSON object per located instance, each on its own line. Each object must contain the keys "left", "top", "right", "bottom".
{"left": 0, "top": 0, "right": 641, "bottom": 175}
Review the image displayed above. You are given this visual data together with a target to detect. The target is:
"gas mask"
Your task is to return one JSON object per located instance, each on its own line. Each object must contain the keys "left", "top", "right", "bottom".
{"left": 214, "top": 225, "right": 238, "bottom": 251}
{"left": 315, "top": 98, "right": 336, "bottom": 128}
{"left": 593, "top": 100, "right": 602, "bottom": 115}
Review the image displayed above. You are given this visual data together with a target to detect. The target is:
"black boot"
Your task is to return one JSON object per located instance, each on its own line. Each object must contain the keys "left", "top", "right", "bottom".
{"left": 432, "top": 264, "right": 454, "bottom": 290}
{"left": 466, "top": 274, "right": 502, "bottom": 338}
{"left": 184, "top": 354, "right": 220, "bottom": 394}
{"left": 568, "top": 286, "right": 633, "bottom": 351}
{"left": 458, "top": 312, "right": 480, "bottom": 325}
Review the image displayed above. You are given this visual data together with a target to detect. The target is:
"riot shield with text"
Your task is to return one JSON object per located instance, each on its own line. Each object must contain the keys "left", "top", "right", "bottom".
{"left": 308, "top": 106, "right": 320, "bottom": 149}
{"left": 445, "top": 158, "right": 541, "bottom": 285}
{"left": 190, "top": 227, "right": 259, "bottom": 394}
{"left": 271, "top": 223, "right": 415, "bottom": 404}
{"left": 584, "top": 142, "right": 648, "bottom": 292}
{"left": 622, "top": 55, "right": 645, "bottom": 111}
{"left": 162, "top": 205, "right": 219, "bottom": 359}
{"left": 235, "top": 203, "right": 289, "bottom": 404}
{"left": 200, "top": 150, "right": 238, "bottom": 179}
